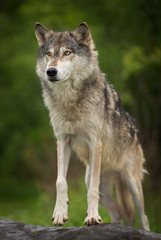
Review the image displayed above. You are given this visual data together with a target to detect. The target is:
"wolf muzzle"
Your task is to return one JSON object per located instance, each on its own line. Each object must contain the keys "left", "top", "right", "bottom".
{"left": 46, "top": 67, "right": 58, "bottom": 82}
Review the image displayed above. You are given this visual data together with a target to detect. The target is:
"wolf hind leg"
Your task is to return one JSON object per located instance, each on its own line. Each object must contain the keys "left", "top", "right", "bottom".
{"left": 123, "top": 175, "right": 150, "bottom": 231}
{"left": 99, "top": 172, "right": 121, "bottom": 224}
{"left": 115, "top": 176, "right": 136, "bottom": 226}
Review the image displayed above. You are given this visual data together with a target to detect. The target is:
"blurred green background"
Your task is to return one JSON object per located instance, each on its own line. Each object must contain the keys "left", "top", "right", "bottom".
{"left": 0, "top": 0, "right": 161, "bottom": 233}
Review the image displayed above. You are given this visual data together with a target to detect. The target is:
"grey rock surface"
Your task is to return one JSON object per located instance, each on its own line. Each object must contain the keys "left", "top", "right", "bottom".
{"left": 0, "top": 218, "right": 161, "bottom": 240}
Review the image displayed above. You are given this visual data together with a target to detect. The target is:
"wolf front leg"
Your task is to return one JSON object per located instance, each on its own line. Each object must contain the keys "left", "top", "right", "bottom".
{"left": 84, "top": 140, "right": 103, "bottom": 225}
{"left": 52, "top": 138, "right": 71, "bottom": 226}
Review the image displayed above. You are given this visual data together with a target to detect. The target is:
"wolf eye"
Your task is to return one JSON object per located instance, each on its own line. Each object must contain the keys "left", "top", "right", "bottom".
{"left": 46, "top": 51, "right": 52, "bottom": 56}
{"left": 64, "top": 50, "right": 72, "bottom": 56}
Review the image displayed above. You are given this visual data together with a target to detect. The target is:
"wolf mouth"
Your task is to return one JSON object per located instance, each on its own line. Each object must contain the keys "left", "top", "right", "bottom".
{"left": 47, "top": 76, "right": 59, "bottom": 82}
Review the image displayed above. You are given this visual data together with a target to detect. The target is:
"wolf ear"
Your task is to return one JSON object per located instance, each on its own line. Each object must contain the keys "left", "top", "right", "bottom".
{"left": 72, "top": 22, "right": 95, "bottom": 49}
{"left": 35, "top": 22, "right": 53, "bottom": 46}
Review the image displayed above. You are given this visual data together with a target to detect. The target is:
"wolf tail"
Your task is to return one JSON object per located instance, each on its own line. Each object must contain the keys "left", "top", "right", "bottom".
{"left": 115, "top": 178, "right": 136, "bottom": 226}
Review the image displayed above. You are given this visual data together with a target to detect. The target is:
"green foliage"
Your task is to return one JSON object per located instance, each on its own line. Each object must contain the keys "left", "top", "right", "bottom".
{"left": 122, "top": 46, "right": 161, "bottom": 178}
{"left": 0, "top": 0, "right": 161, "bottom": 233}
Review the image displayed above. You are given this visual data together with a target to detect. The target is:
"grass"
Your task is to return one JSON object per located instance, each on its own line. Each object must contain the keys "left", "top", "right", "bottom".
{"left": 0, "top": 177, "right": 160, "bottom": 233}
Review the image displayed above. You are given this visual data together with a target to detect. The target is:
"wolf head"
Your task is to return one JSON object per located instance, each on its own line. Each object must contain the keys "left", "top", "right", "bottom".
{"left": 35, "top": 22, "right": 96, "bottom": 84}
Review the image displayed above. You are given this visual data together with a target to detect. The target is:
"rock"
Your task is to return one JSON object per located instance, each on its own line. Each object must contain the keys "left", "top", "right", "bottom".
{"left": 0, "top": 218, "right": 161, "bottom": 240}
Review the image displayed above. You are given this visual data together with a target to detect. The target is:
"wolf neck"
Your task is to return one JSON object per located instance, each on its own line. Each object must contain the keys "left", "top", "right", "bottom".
{"left": 42, "top": 66, "right": 104, "bottom": 121}
{"left": 41, "top": 64, "right": 105, "bottom": 138}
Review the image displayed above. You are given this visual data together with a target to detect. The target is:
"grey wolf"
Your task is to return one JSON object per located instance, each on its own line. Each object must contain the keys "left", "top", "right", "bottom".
{"left": 35, "top": 22, "right": 150, "bottom": 231}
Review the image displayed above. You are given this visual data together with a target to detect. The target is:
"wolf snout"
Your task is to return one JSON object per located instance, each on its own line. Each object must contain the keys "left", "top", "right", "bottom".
{"left": 46, "top": 67, "right": 58, "bottom": 81}
{"left": 46, "top": 67, "right": 57, "bottom": 77}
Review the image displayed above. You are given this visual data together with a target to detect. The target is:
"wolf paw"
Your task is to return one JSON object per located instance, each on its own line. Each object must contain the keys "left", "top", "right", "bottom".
{"left": 52, "top": 207, "right": 68, "bottom": 226}
{"left": 140, "top": 214, "right": 150, "bottom": 231}
{"left": 84, "top": 215, "right": 102, "bottom": 226}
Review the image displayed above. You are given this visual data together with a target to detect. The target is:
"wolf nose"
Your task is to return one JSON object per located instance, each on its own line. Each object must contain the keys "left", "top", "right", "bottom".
{"left": 46, "top": 68, "right": 57, "bottom": 77}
